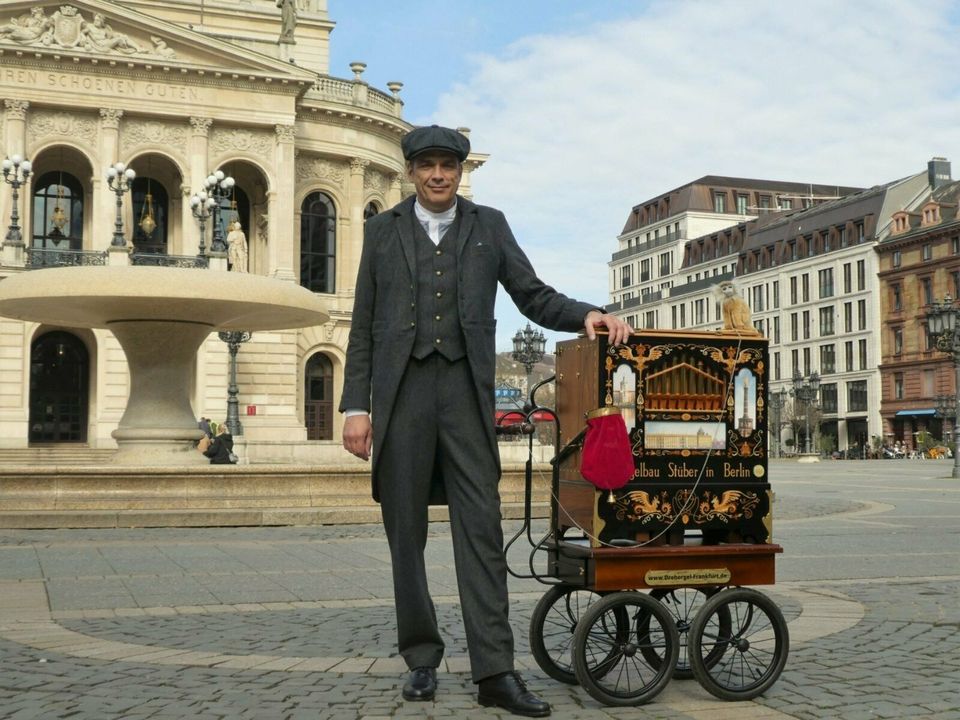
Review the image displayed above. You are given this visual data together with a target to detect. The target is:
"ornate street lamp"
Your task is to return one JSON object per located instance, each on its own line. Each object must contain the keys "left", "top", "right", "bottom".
{"left": 791, "top": 370, "right": 820, "bottom": 455}
{"left": 218, "top": 330, "right": 251, "bottom": 436}
{"left": 2, "top": 154, "right": 32, "bottom": 247}
{"left": 511, "top": 322, "right": 546, "bottom": 402}
{"left": 189, "top": 190, "right": 218, "bottom": 258}
{"left": 768, "top": 387, "right": 789, "bottom": 458}
{"left": 106, "top": 162, "right": 136, "bottom": 247}
{"left": 926, "top": 295, "right": 960, "bottom": 477}
{"left": 204, "top": 170, "right": 235, "bottom": 254}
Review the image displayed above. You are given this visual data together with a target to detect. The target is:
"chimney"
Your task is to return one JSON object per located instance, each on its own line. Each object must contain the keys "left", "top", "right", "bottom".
{"left": 928, "top": 157, "right": 951, "bottom": 190}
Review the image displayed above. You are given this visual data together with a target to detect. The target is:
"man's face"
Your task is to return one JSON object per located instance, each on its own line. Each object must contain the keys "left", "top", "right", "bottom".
{"left": 407, "top": 151, "right": 462, "bottom": 212}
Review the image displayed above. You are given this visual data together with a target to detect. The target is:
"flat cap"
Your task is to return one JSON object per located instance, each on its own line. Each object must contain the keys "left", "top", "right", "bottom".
{"left": 401, "top": 125, "right": 470, "bottom": 162}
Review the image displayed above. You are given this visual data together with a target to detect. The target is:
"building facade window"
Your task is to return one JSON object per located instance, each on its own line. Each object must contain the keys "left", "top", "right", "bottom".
{"left": 736, "top": 194, "right": 748, "bottom": 214}
{"left": 791, "top": 348, "right": 799, "bottom": 377}
{"left": 923, "top": 369, "right": 935, "bottom": 396}
{"left": 819, "top": 306, "right": 835, "bottom": 335}
{"left": 819, "top": 268, "right": 834, "bottom": 298}
{"left": 845, "top": 340, "right": 854, "bottom": 371}
{"left": 892, "top": 250, "right": 901, "bottom": 268}
{"left": 300, "top": 191, "right": 337, "bottom": 293}
{"left": 821, "top": 383, "right": 838, "bottom": 413}
{"left": 620, "top": 264, "right": 632, "bottom": 288}
{"left": 131, "top": 177, "right": 169, "bottom": 254}
{"left": 773, "top": 316, "right": 781, "bottom": 343}
{"left": 802, "top": 310, "right": 811, "bottom": 339}
{"left": 659, "top": 251, "right": 672, "bottom": 276}
{"left": 774, "top": 351, "right": 781, "bottom": 380}
{"left": 892, "top": 284, "right": 902, "bottom": 311}
{"left": 848, "top": 380, "right": 868, "bottom": 412}
{"left": 713, "top": 192, "right": 726, "bottom": 213}
{"left": 856, "top": 259, "right": 866, "bottom": 290}
{"left": 858, "top": 300, "right": 867, "bottom": 330}
{"left": 790, "top": 313, "right": 799, "bottom": 342}
{"left": 752, "top": 285, "right": 764, "bottom": 312}
{"left": 921, "top": 276, "right": 933, "bottom": 305}
{"left": 859, "top": 339, "right": 867, "bottom": 369}
{"left": 32, "top": 171, "right": 85, "bottom": 251}
{"left": 802, "top": 273, "right": 810, "bottom": 302}
{"left": 844, "top": 302, "right": 853, "bottom": 333}
{"left": 843, "top": 262, "right": 851, "bottom": 293}
{"left": 893, "top": 327, "right": 903, "bottom": 355}
{"left": 820, "top": 344, "right": 836, "bottom": 374}
{"left": 803, "top": 347, "right": 811, "bottom": 376}
{"left": 922, "top": 243, "right": 933, "bottom": 261}
{"left": 773, "top": 280, "right": 780, "bottom": 308}
{"left": 894, "top": 373, "right": 904, "bottom": 400}
{"left": 790, "top": 276, "right": 798, "bottom": 304}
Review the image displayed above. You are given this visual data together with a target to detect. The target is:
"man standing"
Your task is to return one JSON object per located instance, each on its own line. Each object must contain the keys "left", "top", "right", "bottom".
{"left": 341, "top": 125, "right": 630, "bottom": 717}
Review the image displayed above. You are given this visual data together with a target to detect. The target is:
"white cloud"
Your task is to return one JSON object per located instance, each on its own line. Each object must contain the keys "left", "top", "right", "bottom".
{"left": 432, "top": 0, "right": 960, "bottom": 350}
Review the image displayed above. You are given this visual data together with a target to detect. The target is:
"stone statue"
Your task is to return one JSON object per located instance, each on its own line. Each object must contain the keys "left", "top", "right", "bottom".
{"left": 81, "top": 13, "right": 141, "bottom": 54}
{"left": 715, "top": 280, "right": 760, "bottom": 335}
{"left": 227, "top": 220, "right": 248, "bottom": 273}
{"left": 277, "top": 0, "right": 296, "bottom": 44}
{"left": 0, "top": 8, "right": 51, "bottom": 43}
{"left": 150, "top": 36, "right": 177, "bottom": 59}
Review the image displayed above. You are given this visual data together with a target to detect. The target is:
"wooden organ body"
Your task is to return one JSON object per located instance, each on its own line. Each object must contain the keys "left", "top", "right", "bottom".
{"left": 554, "top": 330, "right": 771, "bottom": 549}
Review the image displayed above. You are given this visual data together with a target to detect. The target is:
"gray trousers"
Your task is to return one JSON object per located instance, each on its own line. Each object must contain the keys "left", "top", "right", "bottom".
{"left": 377, "top": 353, "right": 514, "bottom": 683}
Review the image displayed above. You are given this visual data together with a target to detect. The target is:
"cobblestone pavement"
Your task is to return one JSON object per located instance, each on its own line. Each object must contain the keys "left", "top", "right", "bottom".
{"left": 0, "top": 459, "right": 957, "bottom": 719}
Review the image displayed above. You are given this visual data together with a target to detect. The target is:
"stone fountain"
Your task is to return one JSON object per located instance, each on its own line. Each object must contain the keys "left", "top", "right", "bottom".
{"left": 0, "top": 265, "right": 329, "bottom": 465}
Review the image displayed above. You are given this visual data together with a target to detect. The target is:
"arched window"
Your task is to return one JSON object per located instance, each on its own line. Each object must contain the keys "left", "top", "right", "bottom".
{"left": 300, "top": 192, "right": 336, "bottom": 293}
{"left": 29, "top": 331, "right": 89, "bottom": 443}
{"left": 32, "top": 171, "right": 84, "bottom": 250}
{"left": 364, "top": 201, "right": 380, "bottom": 221}
{"left": 304, "top": 352, "right": 334, "bottom": 440}
{"left": 222, "top": 186, "right": 251, "bottom": 244}
{"left": 131, "top": 177, "right": 169, "bottom": 254}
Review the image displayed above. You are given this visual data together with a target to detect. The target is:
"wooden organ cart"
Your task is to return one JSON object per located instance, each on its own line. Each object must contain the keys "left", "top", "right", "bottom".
{"left": 521, "top": 329, "right": 788, "bottom": 707}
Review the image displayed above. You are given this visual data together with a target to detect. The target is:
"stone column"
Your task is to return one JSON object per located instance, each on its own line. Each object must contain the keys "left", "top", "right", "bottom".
{"left": 186, "top": 117, "right": 212, "bottom": 256}
{"left": 271, "top": 124, "right": 297, "bottom": 280}
{"left": 344, "top": 157, "right": 368, "bottom": 293}
{"left": 387, "top": 172, "right": 403, "bottom": 207}
{"left": 98, "top": 108, "right": 124, "bottom": 254}
{"left": 2, "top": 101, "right": 30, "bottom": 266}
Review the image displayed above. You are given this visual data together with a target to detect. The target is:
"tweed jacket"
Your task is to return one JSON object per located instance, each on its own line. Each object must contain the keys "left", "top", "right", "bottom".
{"left": 340, "top": 195, "right": 597, "bottom": 502}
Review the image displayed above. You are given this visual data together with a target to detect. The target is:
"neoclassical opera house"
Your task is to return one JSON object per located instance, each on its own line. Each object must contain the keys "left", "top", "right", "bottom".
{"left": 0, "top": 0, "right": 481, "bottom": 462}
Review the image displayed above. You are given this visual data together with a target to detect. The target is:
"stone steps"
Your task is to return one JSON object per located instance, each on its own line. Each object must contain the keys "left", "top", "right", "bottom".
{"left": 0, "top": 447, "right": 117, "bottom": 466}
{"left": 0, "top": 463, "right": 553, "bottom": 529}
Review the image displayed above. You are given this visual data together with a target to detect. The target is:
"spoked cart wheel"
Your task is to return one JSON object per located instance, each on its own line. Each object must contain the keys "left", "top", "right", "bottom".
{"left": 689, "top": 587, "right": 789, "bottom": 700}
{"left": 529, "top": 585, "right": 605, "bottom": 684}
{"left": 647, "top": 586, "right": 729, "bottom": 679}
{"left": 571, "top": 591, "right": 679, "bottom": 706}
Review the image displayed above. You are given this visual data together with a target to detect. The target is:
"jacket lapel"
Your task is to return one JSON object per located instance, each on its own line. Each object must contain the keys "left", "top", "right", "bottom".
{"left": 455, "top": 196, "right": 477, "bottom": 260}
{"left": 393, "top": 196, "right": 418, "bottom": 280}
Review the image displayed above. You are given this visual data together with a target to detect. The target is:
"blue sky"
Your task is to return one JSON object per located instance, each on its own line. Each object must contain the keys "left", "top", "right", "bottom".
{"left": 329, "top": 1, "right": 960, "bottom": 352}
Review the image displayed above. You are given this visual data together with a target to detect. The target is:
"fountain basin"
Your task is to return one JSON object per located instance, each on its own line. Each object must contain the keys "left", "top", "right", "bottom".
{"left": 0, "top": 266, "right": 330, "bottom": 465}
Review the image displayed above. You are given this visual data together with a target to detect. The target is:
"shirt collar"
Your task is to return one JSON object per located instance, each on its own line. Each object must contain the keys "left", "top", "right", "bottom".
{"left": 414, "top": 199, "right": 457, "bottom": 224}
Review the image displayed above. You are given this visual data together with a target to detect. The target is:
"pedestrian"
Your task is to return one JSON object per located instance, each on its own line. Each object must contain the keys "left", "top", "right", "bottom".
{"left": 340, "top": 124, "right": 631, "bottom": 717}
{"left": 203, "top": 421, "right": 235, "bottom": 465}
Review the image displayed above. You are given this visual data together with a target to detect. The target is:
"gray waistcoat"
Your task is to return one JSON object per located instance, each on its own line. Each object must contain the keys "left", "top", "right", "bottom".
{"left": 411, "top": 213, "right": 466, "bottom": 361}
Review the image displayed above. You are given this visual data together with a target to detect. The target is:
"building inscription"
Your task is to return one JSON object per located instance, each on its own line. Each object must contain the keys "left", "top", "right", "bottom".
{"left": 3, "top": 68, "right": 201, "bottom": 102}
{"left": 634, "top": 461, "right": 753, "bottom": 480}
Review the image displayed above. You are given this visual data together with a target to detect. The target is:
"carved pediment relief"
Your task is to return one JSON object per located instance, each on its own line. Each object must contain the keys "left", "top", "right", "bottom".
{"left": 0, "top": 4, "right": 176, "bottom": 59}
{"left": 0, "top": 2, "right": 316, "bottom": 81}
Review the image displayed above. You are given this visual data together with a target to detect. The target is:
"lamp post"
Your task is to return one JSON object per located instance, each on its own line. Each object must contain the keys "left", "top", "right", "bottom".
{"left": 768, "top": 388, "right": 789, "bottom": 458}
{"left": 204, "top": 170, "right": 235, "bottom": 254}
{"left": 925, "top": 294, "right": 960, "bottom": 477}
{"left": 2, "top": 154, "right": 32, "bottom": 247}
{"left": 218, "top": 330, "right": 251, "bottom": 436}
{"left": 106, "top": 162, "right": 136, "bottom": 247}
{"left": 511, "top": 322, "right": 546, "bottom": 403}
{"left": 189, "top": 190, "right": 217, "bottom": 258}
{"left": 791, "top": 370, "right": 820, "bottom": 455}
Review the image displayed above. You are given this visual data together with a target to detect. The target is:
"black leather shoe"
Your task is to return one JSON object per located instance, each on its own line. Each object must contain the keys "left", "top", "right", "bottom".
{"left": 478, "top": 671, "right": 550, "bottom": 717}
{"left": 402, "top": 667, "right": 437, "bottom": 701}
